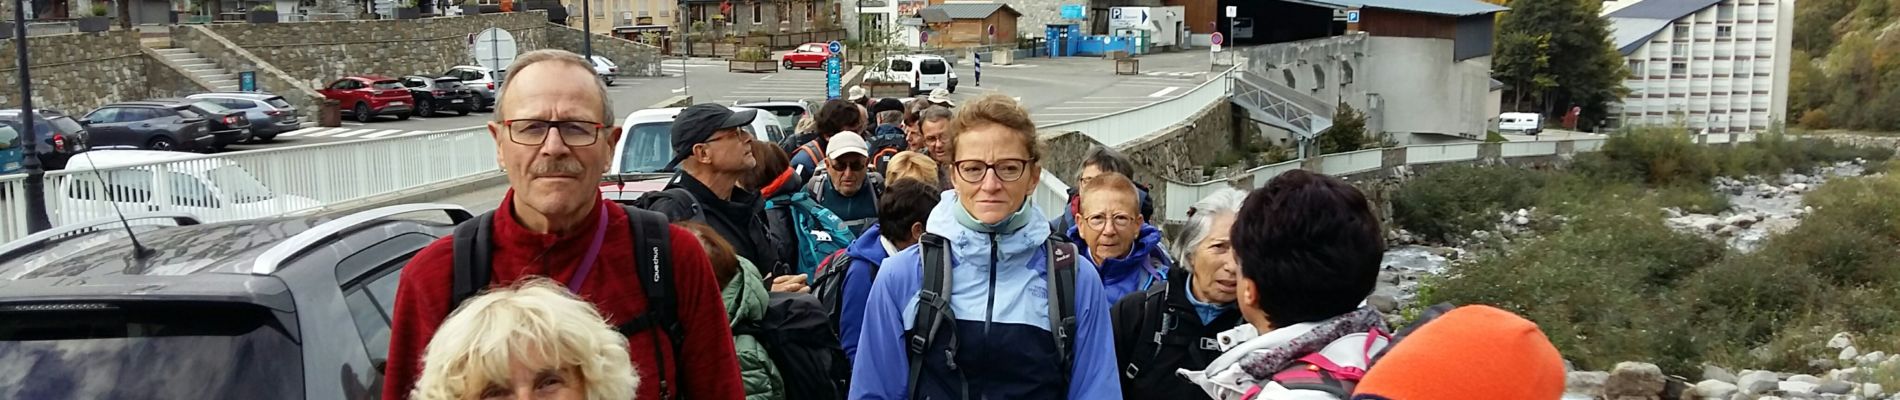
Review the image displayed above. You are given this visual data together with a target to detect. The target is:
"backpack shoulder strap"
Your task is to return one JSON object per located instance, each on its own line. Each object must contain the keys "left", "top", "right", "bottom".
{"left": 907, "top": 233, "right": 955, "bottom": 399}
{"left": 1046, "top": 235, "right": 1079, "bottom": 383}
{"left": 449, "top": 211, "right": 497, "bottom": 309}
{"left": 617, "top": 205, "right": 683, "bottom": 400}
{"left": 1122, "top": 280, "right": 1171, "bottom": 380}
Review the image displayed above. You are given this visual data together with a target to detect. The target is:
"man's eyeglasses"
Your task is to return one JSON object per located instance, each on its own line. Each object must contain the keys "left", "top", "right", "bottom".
{"left": 1084, "top": 213, "right": 1137, "bottom": 230}
{"left": 953, "top": 159, "right": 1030, "bottom": 183}
{"left": 504, "top": 119, "right": 606, "bottom": 147}
{"left": 829, "top": 159, "right": 867, "bottom": 172}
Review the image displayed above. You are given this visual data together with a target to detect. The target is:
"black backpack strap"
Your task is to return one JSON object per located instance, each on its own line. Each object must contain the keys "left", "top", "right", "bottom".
{"left": 449, "top": 211, "right": 497, "bottom": 309}
{"left": 1124, "top": 280, "right": 1170, "bottom": 380}
{"left": 907, "top": 233, "right": 956, "bottom": 400}
{"left": 616, "top": 206, "right": 683, "bottom": 400}
{"left": 1046, "top": 236, "right": 1079, "bottom": 388}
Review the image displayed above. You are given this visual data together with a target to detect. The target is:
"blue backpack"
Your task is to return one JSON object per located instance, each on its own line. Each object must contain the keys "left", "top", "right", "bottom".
{"left": 766, "top": 191, "right": 859, "bottom": 276}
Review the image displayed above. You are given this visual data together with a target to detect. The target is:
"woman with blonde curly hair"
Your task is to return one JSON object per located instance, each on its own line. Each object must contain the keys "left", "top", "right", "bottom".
{"left": 410, "top": 278, "right": 638, "bottom": 400}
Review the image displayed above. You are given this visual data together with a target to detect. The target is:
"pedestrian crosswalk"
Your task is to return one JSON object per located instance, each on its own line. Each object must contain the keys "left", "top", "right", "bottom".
{"left": 717, "top": 73, "right": 829, "bottom": 101}
{"left": 988, "top": 64, "right": 1040, "bottom": 69}
{"left": 276, "top": 127, "right": 437, "bottom": 139}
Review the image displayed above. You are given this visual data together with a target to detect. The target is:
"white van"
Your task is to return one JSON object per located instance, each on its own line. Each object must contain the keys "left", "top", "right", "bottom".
{"left": 54, "top": 150, "right": 321, "bottom": 224}
{"left": 868, "top": 55, "right": 959, "bottom": 96}
{"left": 1498, "top": 112, "right": 1543, "bottom": 135}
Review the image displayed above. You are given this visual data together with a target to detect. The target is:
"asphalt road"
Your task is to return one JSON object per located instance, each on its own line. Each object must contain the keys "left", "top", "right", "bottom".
{"left": 226, "top": 50, "right": 1225, "bottom": 154}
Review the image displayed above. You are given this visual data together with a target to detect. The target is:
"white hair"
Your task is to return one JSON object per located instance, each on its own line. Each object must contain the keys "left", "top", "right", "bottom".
{"left": 410, "top": 278, "right": 637, "bottom": 400}
{"left": 1168, "top": 188, "right": 1250, "bottom": 273}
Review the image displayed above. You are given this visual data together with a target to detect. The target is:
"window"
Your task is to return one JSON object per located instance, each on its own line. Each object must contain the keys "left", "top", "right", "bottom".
{"left": 621, "top": 122, "right": 673, "bottom": 173}
{"left": 0, "top": 124, "right": 19, "bottom": 150}
{"left": 1628, "top": 60, "right": 1646, "bottom": 73}
{"left": 1283, "top": 68, "right": 1298, "bottom": 89}
{"left": 120, "top": 108, "right": 162, "bottom": 123}
{"left": 919, "top": 59, "right": 947, "bottom": 74}
{"left": 370, "top": 80, "right": 404, "bottom": 90}
{"left": 1717, "top": 26, "right": 1733, "bottom": 38}
{"left": 1673, "top": 43, "right": 1690, "bottom": 57}
{"left": 1341, "top": 61, "right": 1355, "bottom": 84}
{"left": 889, "top": 59, "right": 913, "bottom": 72}
{"left": 1672, "top": 62, "right": 1688, "bottom": 76}
{"left": 266, "top": 97, "right": 293, "bottom": 109}
{"left": 84, "top": 108, "right": 119, "bottom": 124}
{"left": 167, "top": 172, "right": 219, "bottom": 208}
{"left": 331, "top": 80, "right": 360, "bottom": 90}
{"left": 1674, "top": 24, "right": 1690, "bottom": 39}
{"left": 752, "top": 2, "right": 761, "bottom": 23}
{"left": 1718, "top": 5, "right": 1734, "bottom": 19}
{"left": 403, "top": 78, "right": 426, "bottom": 88}
{"left": 338, "top": 233, "right": 434, "bottom": 364}
{"left": 65, "top": 169, "right": 155, "bottom": 203}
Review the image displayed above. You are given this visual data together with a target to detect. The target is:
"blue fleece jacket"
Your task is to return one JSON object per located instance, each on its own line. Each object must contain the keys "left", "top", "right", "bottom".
{"left": 1068, "top": 224, "right": 1171, "bottom": 306}
{"left": 849, "top": 193, "right": 1123, "bottom": 400}
{"left": 840, "top": 223, "right": 893, "bottom": 360}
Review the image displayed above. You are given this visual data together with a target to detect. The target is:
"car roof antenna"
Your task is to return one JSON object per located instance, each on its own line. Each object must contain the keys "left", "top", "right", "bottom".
{"left": 74, "top": 152, "right": 156, "bottom": 260}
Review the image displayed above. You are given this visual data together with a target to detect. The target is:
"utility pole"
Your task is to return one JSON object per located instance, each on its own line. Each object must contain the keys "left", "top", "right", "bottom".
{"left": 13, "top": 0, "right": 50, "bottom": 234}
{"left": 581, "top": 0, "right": 592, "bottom": 61}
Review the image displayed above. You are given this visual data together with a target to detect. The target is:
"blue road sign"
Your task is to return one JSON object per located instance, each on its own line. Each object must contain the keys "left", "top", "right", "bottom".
{"left": 238, "top": 71, "right": 257, "bottom": 92}
{"left": 828, "top": 40, "right": 843, "bottom": 54}
{"left": 826, "top": 56, "right": 842, "bottom": 100}
{"left": 1346, "top": 10, "right": 1361, "bottom": 23}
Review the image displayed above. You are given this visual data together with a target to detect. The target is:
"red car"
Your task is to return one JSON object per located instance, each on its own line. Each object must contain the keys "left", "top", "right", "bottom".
{"left": 320, "top": 75, "right": 416, "bottom": 123}
{"left": 781, "top": 42, "right": 844, "bottom": 70}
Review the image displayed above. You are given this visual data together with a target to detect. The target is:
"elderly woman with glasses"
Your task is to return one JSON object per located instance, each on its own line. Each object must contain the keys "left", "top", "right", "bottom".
{"left": 1108, "top": 187, "right": 1249, "bottom": 400}
{"left": 848, "top": 94, "right": 1123, "bottom": 400}
{"left": 1068, "top": 171, "right": 1171, "bottom": 305}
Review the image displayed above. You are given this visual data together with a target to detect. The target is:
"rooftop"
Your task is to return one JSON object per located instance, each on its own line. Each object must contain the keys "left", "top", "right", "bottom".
{"left": 1602, "top": 0, "right": 1722, "bottom": 55}
{"left": 918, "top": 3, "right": 1020, "bottom": 23}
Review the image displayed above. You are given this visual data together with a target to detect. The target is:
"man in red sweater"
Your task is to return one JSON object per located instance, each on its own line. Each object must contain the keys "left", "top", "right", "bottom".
{"left": 381, "top": 49, "right": 744, "bottom": 400}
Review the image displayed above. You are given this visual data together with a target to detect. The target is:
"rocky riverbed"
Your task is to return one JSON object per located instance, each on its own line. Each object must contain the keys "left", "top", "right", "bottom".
{"left": 1565, "top": 332, "right": 1899, "bottom": 399}
{"left": 1664, "top": 161, "right": 1871, "bottom": 253}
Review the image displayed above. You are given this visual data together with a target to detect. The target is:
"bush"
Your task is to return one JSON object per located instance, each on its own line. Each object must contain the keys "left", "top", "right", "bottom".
{"left": 733, "top": 46, "right": 770, "bottom": 62}
{"left": 1391, "top": 165, "right": 1549, "bottom": 242}
{"left": 1587, "top": 126, "right": 1721, "bottom": 186}
{"left": 1656, "top": 183, "right": 1731, "bottom": 214}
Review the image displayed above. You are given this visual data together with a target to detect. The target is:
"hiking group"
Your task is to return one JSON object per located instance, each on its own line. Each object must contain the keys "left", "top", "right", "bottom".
{"left": 382, "top": 49, "right": 1571, "bottom": 400}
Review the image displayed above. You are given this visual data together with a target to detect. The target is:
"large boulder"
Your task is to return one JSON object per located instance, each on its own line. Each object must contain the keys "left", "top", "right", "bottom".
{"left": 1703, "top": 365, "right": 1739, "bottom": 384}
{"left": 1739, "top": 370, "right": 1781, "bottom": 395}
{"left": 1828, "top": 332, "right": 1853, "bottom": 349}
{"left": 1604, "top": 362, "right": 1666, "bottom": 400}
{"left": 1693, "top": 380, "right": 1738, "bottom": 399}
{"left": 1815, "top": 380, "right": 1854, "bottom": 395}
{"left": 1569, "top": 371, "right": 1610, "bottom": 398}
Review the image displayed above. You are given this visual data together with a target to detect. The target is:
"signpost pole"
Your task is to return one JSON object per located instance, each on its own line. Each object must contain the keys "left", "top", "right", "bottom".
{"left": 582, "top": 0, "right": 592, "bottom": 61}
{"left": 826, "top": 40, "right": 843, "bottom": 100}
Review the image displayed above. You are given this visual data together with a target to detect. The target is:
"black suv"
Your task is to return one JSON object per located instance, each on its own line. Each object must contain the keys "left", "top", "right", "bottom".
{"left": 0, "top": 203, "right": 473, "bottom": 399}
{"left": 81, "top": 102, "right": 214, "bottom": 152}
{"left": 0, "top": 109, "right": 93, "bottom": 170}
{"left": 399, "top": 75, "right": 478, "bottom": 117}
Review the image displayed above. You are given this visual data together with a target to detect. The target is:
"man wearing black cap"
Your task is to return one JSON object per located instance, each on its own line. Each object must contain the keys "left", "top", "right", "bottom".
{"left": 641, "top": 102, "right": 781, "bottom": 274}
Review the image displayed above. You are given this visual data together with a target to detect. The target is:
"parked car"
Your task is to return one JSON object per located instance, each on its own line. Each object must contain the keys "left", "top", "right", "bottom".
{"left": 0, "top": 123, "right": 20, "bottom": 174}
{"left": 443, "top": 65, "right": 503, "bottom": 111}
{"left": 152, "top": 98, "right": 252, "bottom": 150}
{"left": 734, "top": 99, "right": 812, "bottom": 134}
{"left": 54, "top": 150, "right": 322, "bottom": 223}
{"left": 590, "top": 55, "right": 618, "bottom": 86}
{"left": 605, "top": 106, "right": 782, "bottom": 201}
{"left": 320, "top": 75, "right": 415, "bottom": 123}
{"left": 399, "top": 75, "right": 478, "bottom": 117}
{"left": 1499, "top": 112, "right": 1543, "bottom": 135}
{"left": 867, "top": 54, "right": 958, "bottom": 96}
{"left": 781, "top": 42, "right": 843, "bottom": 70}
{"left": 0, "top": 203, "right": 473, "bottom": 399}
{"left": 80, "top": 102, "right": 214, "bottom": 152}
{"left": 186, "top": 92, "right": 301, "bottom": 142}
{"left": 0, "top": 109, "right": 92, "bottom": 169}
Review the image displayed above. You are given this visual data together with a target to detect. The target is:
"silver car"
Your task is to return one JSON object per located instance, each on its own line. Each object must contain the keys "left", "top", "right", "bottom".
{"left": 443, "top": 65, "right": 503, "bottom": 112}
{"left": 186, "top": 92, "right": 301, "bottom": 142}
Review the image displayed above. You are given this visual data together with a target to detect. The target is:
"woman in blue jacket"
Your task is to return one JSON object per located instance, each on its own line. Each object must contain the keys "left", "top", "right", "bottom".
{"left": 849, "top": 94, "right": 1123, "bottom": 400}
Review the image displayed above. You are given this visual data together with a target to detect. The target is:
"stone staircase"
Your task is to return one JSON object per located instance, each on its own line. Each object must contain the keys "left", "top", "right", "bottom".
{"left": 150, "top": 46, "right": 240, "bottom": 91}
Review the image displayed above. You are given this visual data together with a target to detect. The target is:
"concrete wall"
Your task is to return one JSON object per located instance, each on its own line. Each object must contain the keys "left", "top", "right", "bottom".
{"left": 0, "top": 31, "right": 150, "bottom": 114}
{"left": 544, "top": 23, "right": 664, "bottom": 77}
{"left": 1244, "top": 34, "right": 1372, "bottom": 131}
{"left": 1362, "top": 36, "right": 1491, "bottom": 143}
{"left": 1013, "top": 0, "right": 1088, "bottom": 38}
{"left": 171, "top": 25, "right": 329, "bottom": 120}
{"left": 1038, "top": 95, "right": 1237, "bottom": 215}
{"left": 200, "top": 12, "right": 551, "bottom": 89}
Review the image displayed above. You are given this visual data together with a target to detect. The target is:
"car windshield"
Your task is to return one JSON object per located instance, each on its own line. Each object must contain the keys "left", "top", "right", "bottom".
{"left": 920, "top": 59, "right": 947, "bottom": 74}
{"left": 175, "top": 108, "right": 202, "bottom": 119}
{"left": 265, "top": 97, "right": 292, "bottom": 109}
{"left": 752, "top": 106, "right": 804, "bottom": 132}
{"left": 371, "top": 80, "right": 404, "bottom": 90}
{"left": 205, "top": 165, "right": 276, "bottom": 203}
{"left": 192, "top": 101, "right": 231, "bottom": 114}
{"left": 0, "top": 302, "right": 303, "bottom": 399}
{"left": 49, "top": 116, "right": 84, "bottom": 134}
{"left": 620, "top": 122, "right": 672, "bottom": 173}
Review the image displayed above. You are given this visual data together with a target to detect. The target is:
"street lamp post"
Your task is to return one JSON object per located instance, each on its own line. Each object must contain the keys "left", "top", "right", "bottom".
{"left": 12, "top": 0, "right": 51, "bottom": 234}
{"left": 581, "top": 0, "right": 592, "bottom": 61}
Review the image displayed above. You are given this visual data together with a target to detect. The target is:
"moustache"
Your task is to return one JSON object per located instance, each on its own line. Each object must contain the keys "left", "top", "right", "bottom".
{"left": 529, "top": 158, "right": 586, "bottom": 176}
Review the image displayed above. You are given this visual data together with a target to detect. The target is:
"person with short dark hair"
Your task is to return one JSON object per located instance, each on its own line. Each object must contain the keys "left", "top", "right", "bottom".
{"left": 1054, "top": 145, "right": 1155, "bottom": 234}
{"left": 789, "top": 99, "right": 866, "bottom": 182}
{"left": 835, "top": 178, "right": 940, "bottom": 359}
{"left": 916, "top": 105, "right": 956, "bottom": 189}
{"left": 1178, "top": 169, "right": 1390, "bottom": 400}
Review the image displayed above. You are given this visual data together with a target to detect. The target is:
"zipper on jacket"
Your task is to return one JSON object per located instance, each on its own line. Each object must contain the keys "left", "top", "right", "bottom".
{"left": 985, "top": 232, "right": 999, "bottom": 336}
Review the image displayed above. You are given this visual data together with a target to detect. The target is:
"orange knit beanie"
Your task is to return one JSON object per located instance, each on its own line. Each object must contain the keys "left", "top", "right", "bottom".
{"left": 1350, "top": 305, "right": 1567, "bottom": 400}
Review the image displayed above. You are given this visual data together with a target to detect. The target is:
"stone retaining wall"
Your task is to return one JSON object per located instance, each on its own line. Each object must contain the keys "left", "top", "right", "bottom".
{"left": 0, "top": 31, "right": 149, "bottom": 114}
{"left": 544, "top": 23, "right": 664, "bottom": 77}
{"left": 200, "top": 12, "right": 551, "bottom": 88}
{"left": 170, "top": 25, "right": 328, "bottom": 120}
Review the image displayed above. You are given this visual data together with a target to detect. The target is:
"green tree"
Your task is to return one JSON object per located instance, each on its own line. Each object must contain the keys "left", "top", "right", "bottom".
{"left": 1794, "top": 0, "right": 1852, "bottom": 55}
{"left": 1494, "top": 32, "right": 1556, "bottom": 111}
{"left": 1495, "top": 0, "right": 1628, "bottom": 130}
{"left": 1318, "top": 102, "right": 1374, "bottom": 154}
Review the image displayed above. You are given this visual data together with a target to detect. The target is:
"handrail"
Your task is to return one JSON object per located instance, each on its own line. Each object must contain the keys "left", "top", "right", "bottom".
{"left": 250, "top": 203, "right": 474, "bottom": 275}
{"left": 0, "top": 212, "right": 203, "bottom": 261}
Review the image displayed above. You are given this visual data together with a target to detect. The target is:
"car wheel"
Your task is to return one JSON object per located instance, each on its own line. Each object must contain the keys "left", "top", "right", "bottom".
{"left": 355, "top": 103, "right": 373, "bottom": 123}
{"left": 783, "top": 59, "right": 795, "bottom": 70}
{"left": 604, "top": 76, "right": 615, "bottom": 86}
{"left": 457, "top": 108, "right": 470, "bottom": 116}
{"left": 147, "top": 136, "right": 176, "bottom": 151}
{"left": 418, "top": 101, "right": 434, "bottom": 117}
{"left": 950, "top": 84, "right": 957, "bottom": 94}
{"left": 254, "top": 133, "right": 276, "bottom": 143}
{"left": 397, "top": 112, "right": 411, "bottom": 120}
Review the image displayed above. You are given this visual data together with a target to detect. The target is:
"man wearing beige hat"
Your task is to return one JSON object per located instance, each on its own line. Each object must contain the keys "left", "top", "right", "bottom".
{"left": 806, "top": 132, "right": 882, "bottom": 235}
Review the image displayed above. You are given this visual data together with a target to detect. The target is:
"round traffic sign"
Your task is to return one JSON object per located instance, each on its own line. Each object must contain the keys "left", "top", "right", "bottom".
{"left": 828, "top": 40, "right": 843, "bottom": 54}
{"left": 1211, "top": 32, "right": 1224, "bottom": 46}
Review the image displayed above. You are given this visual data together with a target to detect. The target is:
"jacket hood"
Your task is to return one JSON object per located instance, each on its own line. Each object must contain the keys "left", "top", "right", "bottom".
{"left": 845, "top": 223, "right": 890, "bottom": 265}
{"left": 1068, "top": 223, "right": 1170, "bottom": 302}
{"left": 723, "top": 257, "right": 770, "bottom": 328}
{"left": 1180, "top": 307, "right": 1389, "bottom": 400}
{"left": 924, "top": 190, "right": 1053, "bottom": 274}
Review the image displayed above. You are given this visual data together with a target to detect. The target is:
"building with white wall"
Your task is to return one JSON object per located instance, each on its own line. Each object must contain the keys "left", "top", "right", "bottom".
{"left": 1605, "top": 0, "right": 1794, "bottom": 132}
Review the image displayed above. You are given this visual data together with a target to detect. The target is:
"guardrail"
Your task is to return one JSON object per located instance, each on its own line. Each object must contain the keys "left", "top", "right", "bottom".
{"left": 1160, "top": 135, "right": 1761, "bottom": 222}
{"left": 1037, "top": 66, "right": 1236, "bottom": 149}
{"left": 0, "top": 127, "right": 497, "bottom": 242}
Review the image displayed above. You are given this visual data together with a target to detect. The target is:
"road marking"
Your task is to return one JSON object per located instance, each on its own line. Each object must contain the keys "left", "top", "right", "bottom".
{"left": 328, "top": 129, "right": 377, "bottom": 138}
{"left": 280, "top": 127, "right": 329, "bottom": 137}
{"left": 361, "top": 129, "right": 409, "bottom": 139}
{"left": 671, "top": 86, "right": 690, "bottom": 93}
{"left": 343, "top": 122, "right": 365, "bottom": 127}
{"left": 301, "top": 128, "right": 353, "bottom": 137}
{"left": 1148, "top": 87, "right": 1181, "bottom": 97}
{"left": 760, "top": 74, "right": 774, "bottom": 80}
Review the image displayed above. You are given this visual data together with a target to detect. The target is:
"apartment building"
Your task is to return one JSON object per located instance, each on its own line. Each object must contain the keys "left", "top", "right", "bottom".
{"left": 564, "top": 0, "right": 677, "bottom": 37}
{"left": 1604, "top": 0, "right": 1795, "bottom": 133}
